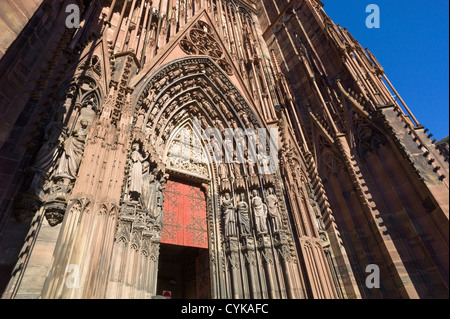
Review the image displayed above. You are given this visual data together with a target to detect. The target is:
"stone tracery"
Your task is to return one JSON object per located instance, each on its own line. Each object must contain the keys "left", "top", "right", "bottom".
{"left": 179, "top": 21, "right": 234, "bottom": 76}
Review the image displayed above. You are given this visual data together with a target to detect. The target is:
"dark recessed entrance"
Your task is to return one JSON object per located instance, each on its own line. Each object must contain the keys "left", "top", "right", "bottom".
{"left": 156, "top": 243, "right": 211, "bottom": 299}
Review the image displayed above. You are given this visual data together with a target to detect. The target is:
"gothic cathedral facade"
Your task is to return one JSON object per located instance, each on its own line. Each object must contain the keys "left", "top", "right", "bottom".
{"left": 0, "top": 0, "right": 448, "bottom": 299}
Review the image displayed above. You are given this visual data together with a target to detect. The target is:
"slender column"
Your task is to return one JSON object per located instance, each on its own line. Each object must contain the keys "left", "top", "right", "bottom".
{"left": 106, "top": 0, "right": 118, "bottom": 24}
{"left": 226, "top": 238, "right": 242, "bottom": 299}
{"left": 234, "top": 9, "right": 247, "bottom": 62}
{"left": 222, "top": 3, "right": 234, "bottom": 57}
{"left": 169, "top": 0, "right": 178, "bottom": 40}
{"left": 277, "top": 242, "right": 299, "bottom": 299}
{"left": 345, "top": 50, "right": 380, "bottom": 105}
{"left": 292, "top": 9, "right": 327, "bottom": 76}
{"left": 187, "top": 0, "right": 193, "bottom": 20}
{"left": 137, "top": 1, "right": 152, "bottom": 61}
{"left": 69, "top": 0, "right": 98, "bottom": 49}
{"left": 256, "top": 56, "right": 278, "bottom": 121}
{"left": 242, "top": 237, "right": 260, "bottom": 298}
{"left": 112, "top": 0, "right": 129, "bottom": 50}
{"left": 120, "top": 0, "right": 139, "bottom": 52}
{"left": 140, "top": 11, "right": 155, "bottom": 65}
{"left": 382, "top": 73, "right": 420, "bottom": 126}
{"left": 216, "top": 0, "right": 224, "bottom": 38}
{"left": 258, "top": 235, "right": 277, "bottom": 299}
{"left": 129, "top": 0, "right": 147, "bottom": 52}
{"left": 179, "top": 0, "right": 186, "bottom": 29}
{"left": 250, "top": 61, "right": 272, "bottom": 121}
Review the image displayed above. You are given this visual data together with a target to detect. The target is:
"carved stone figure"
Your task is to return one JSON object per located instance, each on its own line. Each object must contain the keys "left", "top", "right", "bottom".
{"left": 224, "top": 137, "right": 234, "bottom": 162}
{"left": 135, "top": 107, "right": 146, "bottom": 130}
{"left": 222, "top": 192, "right": 237, "bottom": 238}
{"left": 33, "top": 113, "right": 65, "bottom": 174}
{"left": 246, "top": 128, "right": 257, "bottom": 153}
{"left": 140, "top": 162, "right": 154, "bottom": 210}
{"left": 234, "top": 128, "right": 245, "bottom": 155}
{"left": 266, "top": 188, "right": 283, "bottom": 232}
{"left": 251, "top": 190, "right": 268, "bottom": 234}
{"left": 309, "top": 197, "right": 325, "bottom": 232}
{"left": 146, "top": 89, "right": 156, "bottom": 104}
{"left": 245, "top": 150, "right": 259, "bottom": 187}
{"left": 239, "top": 111, "right": 253, "bottom": 129}
{"left": 237, "top": 193, "right": 251, "bottom": 236}
{"left": 79, "top": 100, "right": 98, "bottom": 125}
{"left": 257, "top": 146, "right": 271, "bottom": 175}
{"left": 54, "top": 119, "right": 89, "bottom": 182}
{"left": 154, "top": 174, "right": 166, "bottom": 228}
{"left": 129, "top": 143, "right": 149, "bottom": 201}
{"left": 210, "top": 136, "right": 222, "bottom": 162}
{"left": 28, "top": 113, "right": 66, "bottom": 200}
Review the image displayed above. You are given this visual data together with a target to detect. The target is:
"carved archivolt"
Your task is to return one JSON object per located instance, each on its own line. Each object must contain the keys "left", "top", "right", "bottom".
{"left": 134, "top": 57, "right": 263, "bottom": 169}
{"left": 115, "top": 56, "right": 300, "bottom": 298}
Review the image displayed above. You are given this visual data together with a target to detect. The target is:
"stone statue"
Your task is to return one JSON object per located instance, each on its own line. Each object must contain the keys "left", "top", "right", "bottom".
{"left": 247, "top": 132, "right": 257, "bottom": 163}
{"left": 33, "top": 113, "right": 65, "bottom": 174}
{"left": 234, "top": 129, "right": 245, "bottom": 158}
{"left": 257, "top": 146, "right": 271, "bottom": 175}
{"left": 140, "top": 162, "right": 154, "bottom": 210}
{"left": 54, "top": 119, "right": 89, "bottom": 183}
{"left": 129, "top": 143, "right": 149, "bottom": 201}
{"left": 309, "top": 197, "right": 325, "bottom": 232}
{"left": 135, "top": 107, "right": 146, "bottom": 130}
{"left": 222, "top": 192, "right": 237, "bottom": 238}
{"left": 305, "top": 182, "right": 325, "bottom": 231}
{"left": 154, "top": 174, "right": 166, "bottom": 228}
{"left": 237, "top": 193, "right": 251, "bottom": 236}
{"left": 28, "top": 113, "right": 66, "bottom": 199}
{"left": 251, "top": 190, "right": 268, "bottom": 234}
{"left": 224, "top": 137, "right": 234, "bottom": 163}
{"left": 266, "top": 188, "right": 283, "bottom": 232}
{"left": 306, "top": 182, "right": 315, "bottom": 199}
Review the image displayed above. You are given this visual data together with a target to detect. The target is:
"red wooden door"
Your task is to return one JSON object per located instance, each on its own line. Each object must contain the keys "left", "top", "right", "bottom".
{"left": 162, "top": 180, "right": 208, "bottom": 249}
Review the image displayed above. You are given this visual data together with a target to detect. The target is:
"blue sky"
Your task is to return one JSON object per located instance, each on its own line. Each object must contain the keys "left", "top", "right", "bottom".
{"left": 323, "top": 0, "right": 449, "bottom": 141}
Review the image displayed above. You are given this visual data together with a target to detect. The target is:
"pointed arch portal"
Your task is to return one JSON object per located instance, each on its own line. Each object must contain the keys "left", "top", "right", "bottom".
{"left": 157, "top": 120, "right": 211, "bottom": 299}
{"left": 101, "top": 55, "right": 304, "bottom": 299}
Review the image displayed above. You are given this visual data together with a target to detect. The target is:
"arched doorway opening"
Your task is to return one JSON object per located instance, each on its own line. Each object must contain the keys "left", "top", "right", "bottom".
{"left": 157, "top": 179, "right": 211, "bottom": 299}
{"left": 156, "top": 121, "right": 212, "bottom": 299}
{"left": 107, "top": 56, "right": 303, "bottom": 299}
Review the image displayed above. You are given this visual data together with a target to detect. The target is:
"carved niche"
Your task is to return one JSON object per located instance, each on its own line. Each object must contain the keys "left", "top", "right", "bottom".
{"left": 353, "top": 112, "right": 387, "bottom": 160}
